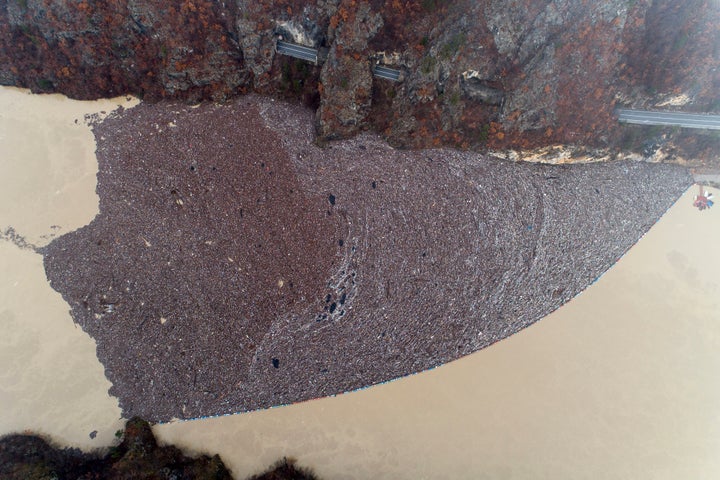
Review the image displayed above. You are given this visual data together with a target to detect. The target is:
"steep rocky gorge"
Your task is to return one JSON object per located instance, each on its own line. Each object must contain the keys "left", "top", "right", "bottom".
{"left": 1, "top": 0, "right": 718, "bottom": 165}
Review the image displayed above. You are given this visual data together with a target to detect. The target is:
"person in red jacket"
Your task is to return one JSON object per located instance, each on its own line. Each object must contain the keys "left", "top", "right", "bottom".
{"left": 693, "top": 184, "right": 715, "bottom": 211}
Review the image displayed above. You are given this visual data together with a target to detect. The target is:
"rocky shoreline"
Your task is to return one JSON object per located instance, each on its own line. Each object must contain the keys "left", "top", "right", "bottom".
{"left": 0, "top": 418, "right": 317, "bottom": 480}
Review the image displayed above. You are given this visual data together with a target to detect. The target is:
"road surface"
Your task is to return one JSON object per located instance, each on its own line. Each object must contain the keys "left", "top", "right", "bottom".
{"left": 276, "top": 41, "right": 318, "bottom": 63}
{"left": 617, "top": 109, "right": 720, "bottom": 130}
{"left": 372, "top": 65, "right": 401, "bottom": 82}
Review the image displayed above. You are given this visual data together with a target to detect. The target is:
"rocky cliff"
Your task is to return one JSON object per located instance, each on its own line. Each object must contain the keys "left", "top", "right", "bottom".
{"left": 0, "top": 417, "right": 316, "bottom": 480}
{"left": 1, "top": 0, "right": 718, "bottom": 165}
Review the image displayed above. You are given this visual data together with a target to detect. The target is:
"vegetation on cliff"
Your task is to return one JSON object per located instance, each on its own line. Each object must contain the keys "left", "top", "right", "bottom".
{"left": 1, "top": 0, "right": 718, "bottom": 164}
{"left": 0, "top": 418, "right": 318, "bottom": 480}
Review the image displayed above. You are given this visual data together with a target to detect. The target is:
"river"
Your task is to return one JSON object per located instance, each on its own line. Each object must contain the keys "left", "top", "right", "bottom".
{"left": 1, "top": 86, "right": 718, "bottom": 479}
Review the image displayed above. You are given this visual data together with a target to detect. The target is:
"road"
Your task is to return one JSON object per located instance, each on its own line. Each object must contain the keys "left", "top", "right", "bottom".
{"left": 276, "top": 41, "right": 318, "bottom": 63}
{"left": 616, "top": 109, "right": 720, "bottom": 130}
{"left": 372, "top": 65, "right": 401, "bottom": 82}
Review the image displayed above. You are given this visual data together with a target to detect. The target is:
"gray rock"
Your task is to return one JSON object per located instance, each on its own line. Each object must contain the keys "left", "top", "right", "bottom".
{"left": 461, "top": 75, "right": 504, "bottom": 105}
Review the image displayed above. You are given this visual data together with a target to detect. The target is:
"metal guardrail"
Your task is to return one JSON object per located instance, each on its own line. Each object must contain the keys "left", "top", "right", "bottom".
{"left": 372, "top": 65, "right": 401, "bottom": 82}
{"left": 276, "top": 40, "right": 318, "bottom": 64}
{"left": 276, "top": 41, "right": 404, "bottom": 82}
{"left": 617, "top": 109, "right": 720, "bottom": 130}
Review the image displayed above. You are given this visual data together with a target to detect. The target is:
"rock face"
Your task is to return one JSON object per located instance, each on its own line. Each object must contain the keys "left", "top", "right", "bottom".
{"left": 1, "top": 0, "right": 718, "bottom": 161}
{"left": 317, "top": 2, "right": 382, "bottom": 138}
{"left": 42, "top": 96, "right": 691, "bottom": 421}
{"left": 461, "top": 71, "right": 504, "bottom": 106}
{"left": 1, "top": 0, "right": 248, "bottom": 101}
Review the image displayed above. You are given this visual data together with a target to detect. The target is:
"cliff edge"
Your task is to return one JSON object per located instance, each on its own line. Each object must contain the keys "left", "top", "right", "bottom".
{"left": 1, "top": 0, "right": 718, "bottom": 165}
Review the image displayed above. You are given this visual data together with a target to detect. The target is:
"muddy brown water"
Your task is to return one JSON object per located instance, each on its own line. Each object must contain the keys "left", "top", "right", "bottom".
{"left": 1, "top": 87, "right": 719, "bottom": 479}
{"left": 0, "top": 87, "right": 138, "bottom": 446}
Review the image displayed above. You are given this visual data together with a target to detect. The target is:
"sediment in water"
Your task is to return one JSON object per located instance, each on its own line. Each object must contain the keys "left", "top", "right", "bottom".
{"left": 42, "top": 95, "right": 692, "bottom": 421}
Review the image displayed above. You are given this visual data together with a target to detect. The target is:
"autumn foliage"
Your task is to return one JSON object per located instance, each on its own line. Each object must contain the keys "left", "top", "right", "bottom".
{"left": 1, "top": 0, "right": 718, "bottom": 165}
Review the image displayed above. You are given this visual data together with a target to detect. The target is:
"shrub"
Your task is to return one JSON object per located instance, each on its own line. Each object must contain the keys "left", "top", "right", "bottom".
{"left": 37, "top": 79, "right": 53, "bottom": 90}
{"left": 420, "top": 56, "right": 436, "bottom": 74}
{"left": 440, "top": 33, "right": 466, "bottom": 59}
